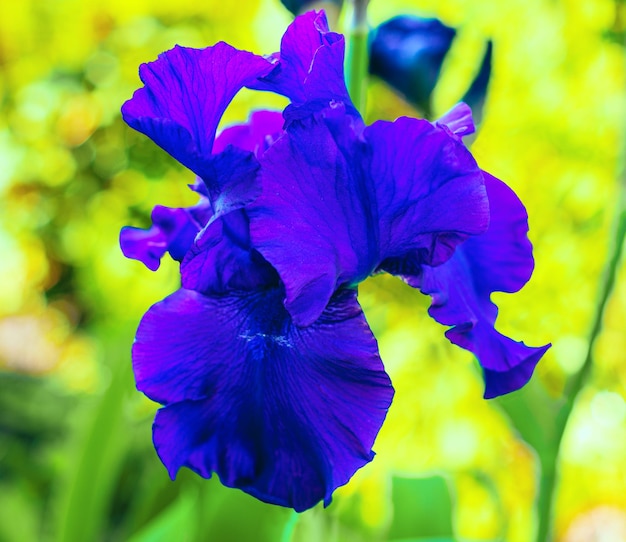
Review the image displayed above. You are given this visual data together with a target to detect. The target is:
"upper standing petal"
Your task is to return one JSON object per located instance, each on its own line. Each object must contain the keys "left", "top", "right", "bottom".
{"left": 369, "top": 116, "right": 489, "bottom": 274}
{"left": 251, "top": 11, "right": 356, "bottom": 119}
{"left": 122, "top": 43, "right": 274, "bottom": 177}
{"left": 413, "top": 173, "right": 550, "bottom": 398}
{"left": 248, "top": 112, "right": 489, "bottom": 326}
{"left": 133, "top": 287, "right": 393, "bottom": 512}
{"left": 202, "top": 111, "right": 285, "bottom": 221}
{"left": 247, "top": 114, "right": 369, "bottom": 326}
{"left": 179, "top": 111, "right": 286, "bottom": 293}
{"left": 181, "top": 210, "right": 279, "bottom": 294}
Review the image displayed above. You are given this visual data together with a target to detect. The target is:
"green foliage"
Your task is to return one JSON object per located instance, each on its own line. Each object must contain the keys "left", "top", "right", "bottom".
{"left": 387, "top": 476, "right": 454, "bottom": 541}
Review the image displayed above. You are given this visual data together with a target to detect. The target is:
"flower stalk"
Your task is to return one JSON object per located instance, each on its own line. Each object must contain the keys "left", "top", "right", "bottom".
{"left": 535, "top": 44, "right": 626, "bottom": 541}
{"left": 346, "top": 0, "right": 369, "bottom": 112}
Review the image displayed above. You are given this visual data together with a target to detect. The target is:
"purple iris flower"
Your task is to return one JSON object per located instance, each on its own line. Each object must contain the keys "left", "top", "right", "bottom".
{"left": 123, "top": 108, "right": 394, "bottom": 512}
{"left": 120, "top": 10, "right": 549, "bottom": 511}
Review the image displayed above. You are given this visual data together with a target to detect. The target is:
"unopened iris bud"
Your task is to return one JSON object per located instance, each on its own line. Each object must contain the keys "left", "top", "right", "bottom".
{"left": 370, "top": 16, "right": 455, "bottom": 115}
{"left": 369, "top": 15, "right": 492, "bottom": 120}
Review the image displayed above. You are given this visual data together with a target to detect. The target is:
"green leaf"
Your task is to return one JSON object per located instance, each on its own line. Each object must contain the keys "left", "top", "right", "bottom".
{"left": 53, "top": 324, "right": 135, "bottom": 542}
{"left": 495, "top": 377, "right": 564, "bottom": 464}
{"left": 387, "top": 475, "right": 455, "bottom": 541}
{"left": 127, "top": 491, "right": 197, "bottom": 542}
{"left": 192, "top": 477, "right": 292, "bottom": 542}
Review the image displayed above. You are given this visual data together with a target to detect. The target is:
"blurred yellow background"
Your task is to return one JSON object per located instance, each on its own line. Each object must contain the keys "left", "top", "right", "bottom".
{"left": 0, "top": 0, "right": 624, "bottom": 541}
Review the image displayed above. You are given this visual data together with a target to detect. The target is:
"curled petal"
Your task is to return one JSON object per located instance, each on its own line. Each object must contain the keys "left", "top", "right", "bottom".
{"left": 120, "top": 225, "right": 168, "bottom": 272}
{"left": 252, "top": 11, "right": 355, "bottom": 118}
{"left": 120, "top": 204, "right": 210, "bottom": 270}
{"left": 367, "top": 117, "right": 489, "bottom": 271}
{"left": 122, "top": 43, "right": 273, "bottom": 178}
{"left": 133, "top": 287, "right": 393, "bottom": 512}
{"left": 412, "top": 173, "right": 550, "bottom": 397}
{"left": 436, "top": 102, "right": 476, "bottom": 141}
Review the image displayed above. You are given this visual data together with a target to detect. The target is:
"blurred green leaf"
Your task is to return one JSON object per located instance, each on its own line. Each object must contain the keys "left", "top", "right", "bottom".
{"left": 496, "top": 377, "right": 570, "bottom": 542}
{"left": 0, "top": 483, "right": 41, "bottom": 542}
{"left": 495, "top": 378, "right": 565, "bottom": 464}
{"left": 387, "top": 476, "right": 455, "bottom": 541}
{"left": 192, "top": 477, "right": 292, "bottom": 542}
{"left": 54, "top": 324, "right": 134, "bottom": 542}
{"left": 127, "top": 490, "right": 197, "bottom": 542}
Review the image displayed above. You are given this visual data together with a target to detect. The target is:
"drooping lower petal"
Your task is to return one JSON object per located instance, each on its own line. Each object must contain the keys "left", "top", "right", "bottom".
{"left": 410, "top": 173, "right": 550, "bottom": 397}
{"left": 133, "top": 287, "right": 393, "bottom": 511}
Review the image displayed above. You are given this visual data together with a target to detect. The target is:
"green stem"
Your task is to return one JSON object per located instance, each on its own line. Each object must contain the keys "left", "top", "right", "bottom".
{"left": 280, "top": 510, "right": 300, "bottom": 542}
{"left": 346, "top": 0, "right": 369, "bottom": 113}
{"left": 535, "top": 47, "right": 626, "bottom": 541}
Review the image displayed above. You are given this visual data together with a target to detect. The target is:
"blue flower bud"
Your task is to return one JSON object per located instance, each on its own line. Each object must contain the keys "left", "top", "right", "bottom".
{"left": 370, "top": 16, "right": 455, "bottom": 115}
{"left": 370, "top": 15, "right": 492, "bottom": 120}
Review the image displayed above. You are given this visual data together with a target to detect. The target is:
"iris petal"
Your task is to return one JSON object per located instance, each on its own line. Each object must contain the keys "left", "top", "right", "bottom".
{"left": 181, "top": 211, "right": 278, "bottom": 293}
{"left": 133, "top": 287, "right": 393, "bottom": 512}
{"left": 213, "top": 111, "right": 285, "bottom": 156}
{"left": 122, "top": 48, "right": 271, "bottom": 234}
{"left": 412, "top": 173, "right": 550, "bottom": 397}
{"left": 248, "top": 111, "right": 489, "bottom": 326}
{"left": 367, "top": 117, "right": 489, "bottom": 271}
{"left": 252, "top": 11, "right": 354, "bottom": 118}
{"left": 122, "top": 43, "right": 273, "bottom": 179}
{"left": 120, "top": 203, "right": 210, "bottom": 270}
{"left": 248, "top": 114, "right": 365, "bottom": 326}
